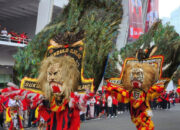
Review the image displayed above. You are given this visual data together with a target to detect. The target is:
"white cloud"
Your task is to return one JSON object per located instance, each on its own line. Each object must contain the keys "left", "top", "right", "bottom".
{"left": 159, "top": 0, "right": 180, "bottom": 18}
{"left": 54, "top": 0, "right": 69, "bottom": 8}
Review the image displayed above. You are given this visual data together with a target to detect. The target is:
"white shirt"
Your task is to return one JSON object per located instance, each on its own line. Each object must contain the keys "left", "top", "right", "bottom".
{"left": 8, "top": 99, "right": 20, "bottom": 107}
{"left": 90, "top": 98, "right": 96, "bottom": 106}
{"left": 86, "top": 100, "right": 90, "bottom": 105}
{"left": 1, "top": 30, "right": 8, "bottom": 36}
{"left": 107, "top": 96, "right": 112, "bottom": 107}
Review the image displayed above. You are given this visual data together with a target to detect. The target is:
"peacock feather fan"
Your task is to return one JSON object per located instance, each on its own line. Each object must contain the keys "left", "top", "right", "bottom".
{"left": 13, "top": 0, "right": 123, "bottom": 91}
{"left": 119, "top": 21, "right": 180, "bottom": 85}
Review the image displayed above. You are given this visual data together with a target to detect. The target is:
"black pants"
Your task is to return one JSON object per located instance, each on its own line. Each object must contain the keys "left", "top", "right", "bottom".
{"left": 153, "top": 100, "right": 158, "bottom": 109}
{"left": 28, "top": 108, "right": 36, "bottom": 127}
{"left": 80, "top": 113, "right": 85, "bottom": 122}
{"left": 95, "top": 104, "right": 100, "bottom": 117}
{"left": 86, "top": 105, "right": 90, "bottom": 117}
{"left": 118, "top": 103, "right": 125, "bottom": 111}
{"left": 172, "top": 100, "right": 175, "bottom": 106}
{"left": 108, "top": 107, "right": 113, "bottom": 117}
{"left": 113, "top": 105, "right": 117, "bottom": 116}
{"left": 167, "top": 101, "right": 170, "bottom": 109}
{"left": 162, "top": 100, "right": 167, "bottom": 109}
{"left": 0, "top": 112, "right": 4, "bottom": 127}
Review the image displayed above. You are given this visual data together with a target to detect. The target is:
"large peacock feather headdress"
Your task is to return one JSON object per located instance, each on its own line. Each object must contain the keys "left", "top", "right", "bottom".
{"left": 14, "top": 0, "right": 123, "bottom": 91}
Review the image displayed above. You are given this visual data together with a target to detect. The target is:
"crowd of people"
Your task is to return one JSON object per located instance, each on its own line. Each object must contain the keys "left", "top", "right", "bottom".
{"left": 150, "top": 90, "right": 178, "bottom": 110}
{"left": 0, "top": 87, "right": 179, "bottom": 130}
{"left": 0, "top": 92, "right": 38, "bottom": 129}
{"left": 0, "top": 24, "right": 30, "bottom": 44}
{"left": 80, "top": 91, "right": 128, "bottom": 122}
{"left": 80, "top": 90, "right": 178, "bottom": 122}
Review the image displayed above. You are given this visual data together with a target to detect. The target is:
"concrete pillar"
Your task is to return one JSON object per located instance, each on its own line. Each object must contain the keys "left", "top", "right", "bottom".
{"left": 35, "top": 0, "right": 54, "bottom": 34}
{"left": 116, "top": 0, "right": 129, "bottom": 51}
{"left": 142, "top": 0, "right": 148, "bottom": 31}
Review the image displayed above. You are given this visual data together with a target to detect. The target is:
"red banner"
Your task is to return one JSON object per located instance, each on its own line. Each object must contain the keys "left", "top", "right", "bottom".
{"left": 128, "top": 0, "right": 144, "bottom": 41}
{"left": 145, "top": 0, "right": 159, "bottom": 32}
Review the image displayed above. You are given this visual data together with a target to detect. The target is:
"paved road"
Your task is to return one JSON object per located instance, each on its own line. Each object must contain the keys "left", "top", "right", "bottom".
{"left": 28, "top": 104, "right": 180, "bottom": 130}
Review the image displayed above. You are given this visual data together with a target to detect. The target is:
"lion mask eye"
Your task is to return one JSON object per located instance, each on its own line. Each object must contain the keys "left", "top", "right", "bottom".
{"left": 54, "top": 72, "right": 57, "bottom": 75}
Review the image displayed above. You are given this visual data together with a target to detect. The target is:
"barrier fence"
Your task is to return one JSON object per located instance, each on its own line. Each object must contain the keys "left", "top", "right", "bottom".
{"left": 0, "top": 35, "right": 31, "bottom": 45}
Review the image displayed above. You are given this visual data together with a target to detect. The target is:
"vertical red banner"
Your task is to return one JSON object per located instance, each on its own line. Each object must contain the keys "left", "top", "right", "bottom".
{"left": 128, "top": 0, "right": 144, "bottom": 41}
{"left": 145, "top": 0, "right": 159, "bottom": 32}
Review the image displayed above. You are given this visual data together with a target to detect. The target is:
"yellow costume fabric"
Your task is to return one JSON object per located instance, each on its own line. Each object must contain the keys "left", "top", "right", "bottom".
{"left": 106, "top": 83, "right": 164, "bottom": 130}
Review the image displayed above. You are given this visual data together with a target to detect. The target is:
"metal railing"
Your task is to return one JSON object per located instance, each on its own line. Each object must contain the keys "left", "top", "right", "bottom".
{"left": 0, "top": 35, "right": 31, "bottom": 45}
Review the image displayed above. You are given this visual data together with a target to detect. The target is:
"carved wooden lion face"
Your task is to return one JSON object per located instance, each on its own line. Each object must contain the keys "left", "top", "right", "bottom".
{"left": 130, "top": 67, "right": 144, "bottom": 88}
{"left": 47, "top": 63, "right": 64, "bottom": 93}
{"left": 38, "top": 56, "right": 80, "bottom": 105}
{"left": 122, "top": 63, "right": 158, "bottom": 92}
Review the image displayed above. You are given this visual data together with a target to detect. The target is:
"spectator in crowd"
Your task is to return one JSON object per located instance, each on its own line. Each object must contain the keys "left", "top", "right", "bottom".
{"left": 89, "top": 96, "right": 96, "bottom": 119}
{"left": 16, "top": 33, "right": 21, "bottom": 44}
{"left": 32, "top": 100, "right": 50, "bottom": 130}
{"left": 28, "top": 102, "right": 37, "bottom": 127}
{"left": 86, "top": 99, "right": 90, "bottom": 119}
{"left": 80, "top": 107, "right": 86, "bottom": 122}
{"left": 0, "top": 92, "right": 5, "bottom": 128}
{"left": 20, "top": 32, "right": 28, "bottom": 44}
{"left": 169, "top": 90, "right": 176, "bottom": 106}
{"left": 95, "top": 92, "right": 101, "bottom": 117}
{"left": 7, "top": 33, "right": 11, "bottom": 42}
{"left": 21, "top": 97, "right": 30, "bottom": 128}
{"left": 9, "top": 30, "right": 17, "bottom": 43}
{"left": 152, "top": 98, "right": 158, "bottom": 110}
{"left": 158, "top": 91, "right": 170, "bottom": 109}
{"left": 166, "top": 92, "right": 170, "bottom": 109}
{"left": 98, "top": 94, "right": 107, "bottom": 118}
{"left": 8, "top": 96, "right": 23, "bottom": 130}
{"left": 118, "top": 102, "right": 125, "bottom": 114}
{"left": 0, "top": 26, "right": 30, "bottom": 44}
{"left": 162, "top": 92, "right": 167, "bottom": 109}
{"left": 157, "top": 96, "right": 163, "bottom": 109}
{"left": 107, "top": 94, "right": 113, "bottom": 118}
{"left": 1, "top": 27, "right": 8, "bottom": 37}
{"left": 112, "top": 96, "right": 118, "bottom": 117}
{"left": 125, "top": 103, "right": 130, "bottom": 111}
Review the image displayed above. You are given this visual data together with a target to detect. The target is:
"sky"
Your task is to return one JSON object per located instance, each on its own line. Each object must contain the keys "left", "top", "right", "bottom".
{"left": 159, "top": 0, "right": 180, "bottom": 18}
{"left": 54, "top": 0, "right": 180, "bottom": 18}
{"left": 54, "top": 0, "right": 69, "bottom": 8}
